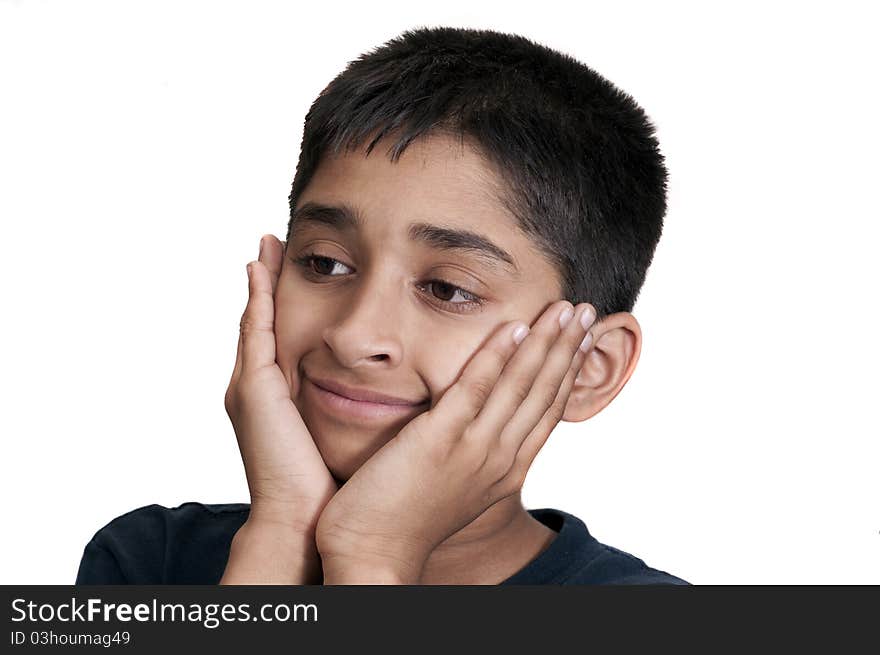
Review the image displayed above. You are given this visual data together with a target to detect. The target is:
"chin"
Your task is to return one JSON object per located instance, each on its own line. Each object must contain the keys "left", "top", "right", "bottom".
{"left": 320, "top": 446, "right": 369, "bottom": 485}
{"left": 310, "top": 421, "right": 393, "bottom": 483}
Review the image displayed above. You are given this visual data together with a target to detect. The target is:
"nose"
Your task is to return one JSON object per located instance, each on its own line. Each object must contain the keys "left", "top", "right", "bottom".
{"left": 321, "top": 269, "right": 405, "bottom": 369}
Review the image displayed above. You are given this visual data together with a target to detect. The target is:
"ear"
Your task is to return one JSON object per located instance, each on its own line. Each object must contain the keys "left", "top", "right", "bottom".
{"left": 562, "top": 311, "right": 642, "bottom": 422}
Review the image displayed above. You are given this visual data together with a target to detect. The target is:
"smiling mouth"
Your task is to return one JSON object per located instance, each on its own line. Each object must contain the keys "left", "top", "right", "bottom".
{"left": 305, "top": 377, "right": 428, "bottom": 421}
{"left": 307, "top": 375, "right": 428, "bottom": 405}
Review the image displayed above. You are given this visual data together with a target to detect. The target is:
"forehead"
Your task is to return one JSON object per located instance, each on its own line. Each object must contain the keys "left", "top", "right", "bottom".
{"left": 294, "top": 133, "right": 558, "bottom": 285}
{"left": 301, "top": 132, "right": 507, "bottom": 218}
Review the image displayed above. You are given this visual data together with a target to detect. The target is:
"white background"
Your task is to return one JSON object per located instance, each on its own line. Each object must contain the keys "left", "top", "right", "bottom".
{"left": 1, "top": 0, "right": 877, "bottom": 584}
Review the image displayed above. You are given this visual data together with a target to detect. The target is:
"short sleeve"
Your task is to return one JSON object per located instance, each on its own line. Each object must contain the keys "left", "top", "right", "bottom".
{"left": 74, "top": 502, "right": 250, "bottom": 584}
{"left": 73, "top": 503, "right": 169, "bottom": 585}
{"left": 75, "top": 539, "right": 128, "bottom": 584}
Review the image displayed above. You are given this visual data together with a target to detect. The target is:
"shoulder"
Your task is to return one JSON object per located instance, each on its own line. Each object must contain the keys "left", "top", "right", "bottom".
{"left": 75, "top": 501, "right": 250, "bottom": 585}
{"left": 576, "top": 542, "right": 690, "bottom": 585}
{"left": 528, "top": 508, "right": 689, "bottom": 585}
{"left": 85, "top": 501, "right": 250, "bottom": 552}
{"left": 93, "top": 501, "right": 250, "bottom": 533}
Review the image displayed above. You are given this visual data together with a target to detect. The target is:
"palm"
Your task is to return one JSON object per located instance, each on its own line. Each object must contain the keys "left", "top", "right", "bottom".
{"left": 238, "top": 364, "right": 336, "bottom": 505}
{"left": 226, "top": 234, "right": 338, "bottom": 520}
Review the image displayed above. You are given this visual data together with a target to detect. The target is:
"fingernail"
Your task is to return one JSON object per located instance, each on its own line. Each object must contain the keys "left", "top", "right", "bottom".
{"left": 512, "top": 324, "right": 529, "bottom": 345}
{"left": 558, "top": 306, "right": 574, "bottom": 328}
{"left": 580, "top": 306, "right": 596, "bottom": 330}
{"left": 259, "top": 237, "right": 265, "bottom": 258}
{"left": 246, "top": 262, "right": 253, "bottom": 276}
{"left": 579, "top": 331, "right": 593, "bottom": 353}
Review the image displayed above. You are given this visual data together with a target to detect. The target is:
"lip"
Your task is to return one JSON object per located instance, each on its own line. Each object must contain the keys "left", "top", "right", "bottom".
{"left": 305, "top": 377, "right": 428, "bottom": 422}
{"left": 308, "top": 376, "right": 426, "bottom": 405}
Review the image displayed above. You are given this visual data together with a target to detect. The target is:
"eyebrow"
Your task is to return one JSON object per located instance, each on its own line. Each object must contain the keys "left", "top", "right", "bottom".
{"left": 290, "top": 201, "right": 520, "bottom": 276}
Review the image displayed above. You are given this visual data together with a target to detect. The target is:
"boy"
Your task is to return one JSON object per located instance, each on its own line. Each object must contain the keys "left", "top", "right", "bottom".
{"left": 75, "top": 26, "right": 688, "bottom": 585}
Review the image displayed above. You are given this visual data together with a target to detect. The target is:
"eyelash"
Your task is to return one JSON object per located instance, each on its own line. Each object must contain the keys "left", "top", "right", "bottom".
{"left": 292, "top": 252, "right": 485, "bottom": 314}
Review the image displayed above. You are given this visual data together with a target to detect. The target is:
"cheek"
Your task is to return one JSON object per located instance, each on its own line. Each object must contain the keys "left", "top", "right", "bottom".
{"left": 275, "top": 273, "right": 321, "bottom": 333}
{"left": 274, "top": 289, "right": 325, "bottom": 389}
{"left": 419, "top": 333, "right": 486, "bottom": 409}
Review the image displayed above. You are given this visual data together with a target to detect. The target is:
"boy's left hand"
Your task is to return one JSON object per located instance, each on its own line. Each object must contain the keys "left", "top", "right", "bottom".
{"left": 315, "top": 300, "right": 597, "bottom": 584}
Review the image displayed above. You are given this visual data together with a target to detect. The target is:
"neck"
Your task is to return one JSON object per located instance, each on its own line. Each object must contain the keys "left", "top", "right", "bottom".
{"left": 418, "top": 492, "right": 558, "bottom": 585}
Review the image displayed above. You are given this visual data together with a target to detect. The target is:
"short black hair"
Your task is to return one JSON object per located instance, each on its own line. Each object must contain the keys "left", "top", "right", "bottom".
{"left": 286, "top": 26, "right": 668, "bottom": 321}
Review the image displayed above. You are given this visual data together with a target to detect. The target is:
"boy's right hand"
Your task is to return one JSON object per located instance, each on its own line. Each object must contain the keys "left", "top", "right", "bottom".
{"left": 223, "top": 235, "right": 338, "bottom": 539}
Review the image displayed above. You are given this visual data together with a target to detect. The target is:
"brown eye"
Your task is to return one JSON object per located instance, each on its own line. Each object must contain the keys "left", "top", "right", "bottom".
{"left": 294, "top": 254, "right": 350, "bottom": 276}
{"left": 421, "top": 280, "right": 482, "bottom": 308}
{"left": 311, "top": 256, "right": 337, "bottom": 275}
{"left": 431, "top": 281, "right": 457, "bottom": 301}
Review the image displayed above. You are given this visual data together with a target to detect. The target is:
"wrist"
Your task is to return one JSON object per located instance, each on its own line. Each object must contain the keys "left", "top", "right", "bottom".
{"left": 220, "top": 520, "right": 321, "bottom": 585}
{"left": 321, "top": 555, "right": 423, "bottom": 585}
{"left": 238, "top": 517, "right": 320, "bottom": 555}
{"left": 247, "top": 500, "right": 321, "bottom": 536}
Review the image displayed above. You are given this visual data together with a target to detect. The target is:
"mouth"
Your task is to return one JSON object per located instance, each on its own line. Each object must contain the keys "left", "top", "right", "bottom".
{"left": 305, "top": 377, "right": 429, "bottom": 422}
{"left": 307, "top": 374, "right": 428, "bottom": 405}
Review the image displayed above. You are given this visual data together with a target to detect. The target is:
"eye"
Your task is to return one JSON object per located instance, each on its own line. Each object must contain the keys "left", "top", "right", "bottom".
{"left": 416, "top": 280, "right": 483, "bottom": 312}
{"left": 292, "top": 253, "right": 485, "bottom": 314}
{"left": 294, "top": 253, "right": 351, "bottom": 277}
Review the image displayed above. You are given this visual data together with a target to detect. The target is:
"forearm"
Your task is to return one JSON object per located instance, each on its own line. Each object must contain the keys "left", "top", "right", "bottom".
{"left": 220, "top": 519, "right": 322, "bottom": 585}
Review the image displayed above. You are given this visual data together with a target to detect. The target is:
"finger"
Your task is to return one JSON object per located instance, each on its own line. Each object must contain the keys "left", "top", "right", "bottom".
{"left": 258, "top": 234, "right": 284, "bottom": 296}
{"left": 231, "top": 238, "right": 282, "bottom": 384}
{"left": 498, "top": 303, "right": 596, "bottom": 453}
{"left": 432, "top": 319, "right": 530, "bottom": 436}
{"left": 468, "top": 300, "right": 576, "bottom": 443}
{"left": 504, "top": 342, "right": 589, "bottom": 487}
{"left": 239, "top": 260, "right": 277, "bottom": 374}
{"left": 229, "top": 266, "right": 250, "bottom": 384}
{"left": 230, "top": 327, "right": 244, "bottom": 385}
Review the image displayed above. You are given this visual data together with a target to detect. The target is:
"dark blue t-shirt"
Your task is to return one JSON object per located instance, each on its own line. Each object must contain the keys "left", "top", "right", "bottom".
{"left": 74, "top": 502, "right": 689, "bottom": 585}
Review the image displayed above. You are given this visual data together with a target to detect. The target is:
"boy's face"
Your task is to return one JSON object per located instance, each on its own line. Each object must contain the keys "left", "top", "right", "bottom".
{"left": 276, "top": 132, "right": 565, "bottom": 482}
